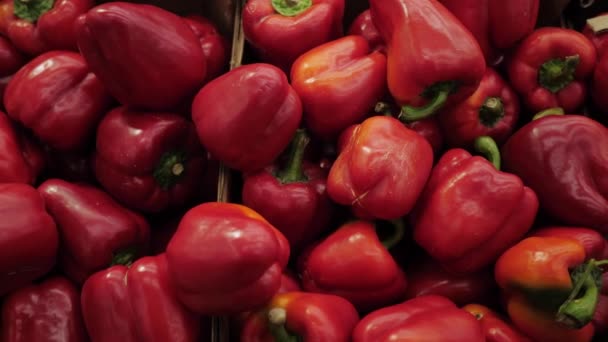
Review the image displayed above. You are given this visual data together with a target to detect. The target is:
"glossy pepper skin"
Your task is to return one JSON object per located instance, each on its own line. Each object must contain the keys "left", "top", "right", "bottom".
{"left": 242, "top": 0, "right": 344, "bottom": 72}
{"left": 0, "top": 111, "right": 44, "bottom": 184}
{"left": 352, "top": 295, "right": 485, "bottom": 342}
{"left": 439, "top": 68, "right": 520, "bottom": 148}
{"left": 404, "top": 257, "right": 497, "bottom": 307}
{"left": 462, "top": 304, "right": 532, "bottom": 342}
{"left": 192, "top": 63, "right": 302, "bottom": 173}
{"left": 502, "top": 114, "right": 608, "bottom": 233}
{"left": 0, "top": 183, "right": 58, "bottom": 296}
{"left": 242, "top": 130, "right": 334, "bottom": 251}
{"left": 7, "top": 0, "right": 93, "bottom": 56}
{"left": 81, "top": 254, "right": 200, "bottom": 342}
{"left": 93, "top": 106, "right": 206, "bottom": 213}
{"left": 298, "top": 220, "right": 407, "bottom": 312}
{"left": 507, "top": 28, "right": 597, "bottom": 113}
{"left": 495, "top": 236, "right": 603, "bottom": 342}
{"left": 327, "top": 116, "right": 433, "bottom": 220}
{"left": 439, "top": 0, "right": 539, "bottom": 64}
{"left": 240, "top": 291, "right": 359, "bottom": 342}
{"left": 348, "top": 9, "right": 384, "bottom": 52}
{"left": 369, "top": 0, "right": 486, "bottom": 121}
{"left": 592, "top": 53, "right": 608, "bottom": 113}
{"left": 38, "top": 179, "right": 150, "bottom": 284}
{"left": 76, "top": 2, "right": 206, "bottom": 111}
{"left": 1, "top": 277, "right": 87, "bottom": 342}
{"left": 184, "top": 15, "right": 229, "bottom": 81}
{"left": 290, "top": 35, "right": 387, "bottom": 139}
{"left": 4, "top": 51, "right": 111, "bottom": 152}
{"left": 166, "top": 203, "right": 290, "bottom": 315}
{"left": 583, "top": 12, "right": 608, "bottom": 57}
{"left": 412, "top": 139, "right": 538, "bottom": 274}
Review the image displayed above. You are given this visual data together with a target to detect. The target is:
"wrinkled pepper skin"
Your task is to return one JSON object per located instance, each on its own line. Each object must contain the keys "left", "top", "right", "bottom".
{"left": 592, "top": 53, "right": 608, "bottom": 113}
{"left": 37, "top": 179, "right": 151, "bottom": 284}
{"left": 7, "top": 0, "right": 93, "bottom": 56}
{"left": 439, "top": 68, "right": 520, "bottom": 148}
{"left": 81, "top": 254, "right": 200, "bottom": 342}
{"left": 327, "top": 116, "right": 433, "bottom": 220}
{"left": 507, "top": 28, "right": 597, "bottom": 113}
{"left": 290, "top": 35, "right": 387, "bottom": 139}
{"left": 348, "top": 9, "right": 384, "bottom": 52}
{"left": 352, "top": 295, "right": 485, "bottom": 342}
{"left": 242, "top": 131, "right": 334, "bottom": 250}
{"left": 462, "top": 304, "right": 532, "bottom": 342}
{"left": 192, "top": 63, "right": 302, "bottom": 173}
{"left": 184, "top": 15, "right": 229, "bottom": 81}
{"left": 240, "top": 291, "right": 359, "bottom": 342}
{"left": 0, "top": 111, "right": 44, "bottom": 184}
{"left": 76, "top": 2, "right": 206, "bottom": 111}
{"left": 93, "top": 106, "right": 206, "bottom": 213}
{"left": 166, "top": 203, "right": 290, "bottom": 315}
{"left": 495, "top": 236, "right": 600, "bottom": 342}
{"left": 298, "top": 221, "right": 407, "bottom": 312}
{"left": 412, "top": 148, "right": 538, "bottom": 274}
{"left": 369, "top": 0, "right": 486, "bottom": 120}
{"left": 439, "top": 0, "right": 539, "bottom": 64}
{"left": 4, "top": 51, "right": 111, "bottom": 152}
{"left": 583, "top": 12, "right": 608, "bottom": 57}
{"left": 404, "top": 257, "right": 497, "bottom": 307}
{"left": 0, "top": 183, "right": 58, "bottom": 296}
{"left": 242, "top": 0, "right": 344, "bottom": 72}
{"left": 502, "top": 114, "right": 608, "bottom": 233}
{"left": 1, "top": 277, "right": 88, "bottom": 342}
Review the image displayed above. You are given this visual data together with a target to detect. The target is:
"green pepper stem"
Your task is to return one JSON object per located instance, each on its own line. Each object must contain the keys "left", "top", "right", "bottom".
{"left": 381, "top": 219, "right": 406, "bottom": 250}
{"left": 474, "top": 136, "right": 501, "bottom": 170}
{"left": 268, "top": 308, "right": 300, "bottom": 342}
{"left": 538, "top": 55, "right": 580, "bottom": 93}
{"left": 556, "top": 259, "right": 606, "bottom": 329}
{"left": 532, "top": 107, "right": 566, "bottom": 120}
{"left": 374, "top": 102, "right": 394, "bottom": 117}
{"left": 277, "top": 129, "right": 309, "bottom": 184}
{"left": 399, "top": 81, "right": 457, "bottom": 122}
{"left": 479, "top": 97, "right": 505, "bottom": 128}
{"left": 111, "top": 247, "right": 137, "bottom": 267}
{"left": 271, "top": 0, "right": 312, "bottom": 16}
{"left": 13, "top": 0, "right": 55, "bottom": 23}
{"left": 153, "top": 151, "right": 188, "bottom": 190}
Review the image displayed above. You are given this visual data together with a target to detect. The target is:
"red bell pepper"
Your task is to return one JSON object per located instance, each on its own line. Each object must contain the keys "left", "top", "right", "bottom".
{"left": 1, "top": 277, "right": 87, "bottom": 342}
{"left": 404, "top": 257, "right": 497, "bottom": 307}
{"left": 81, "top": 254, "right": 200, "bottom": 342}
{"left": 6, "top": 0, "right": 93, "bottom": 56}
{"left": 347, "top": 9, "right": 384, "bottom": 52}
{"left": 327, "top": 116, "right": 433, "bottom": 220}
{"left": 0, "top": 0, "right": 13, "bottom": 35}
{"left": 507, "top": 27, "right": 597, "bottom": 113}
{"left": 502, "top": 113, "right": 608, "bottom": 233}
{"left": 592, "top": 53, "right": 608, "bottom": 113}
{"left": 184, "top": 15, "right": 229, "bottom": 81}
{"left": 369, "top": 0, "right": 486, "bottom": 121}
{"left": 290, "top": 35, "right": 386, "bottom": 139}
{"left": 93, "top": 106, "right": 206, "bottom": 213}
{"left": 0, "top": 183, "right": 58, "bottom": 296}
{"left": 242, "top": 129, "right": 334, "bottom": 251}
{"left": 298, "top": 220, "right": 407, "bottom": 312}
{"left": 38, "top": 179, "right": 150, "bottom": 284}
{"left": 4, "top": 51, "right": 112, "bottom": 152}
{"left": 166, "top": 203, "right": 290, "bottom": 315}
{"left": 462, "top": 304, "right": 532, "bottom": 342}
{"left": 412, "top": 136, "right": 538, "bottom": 274}
{"left": 0, "top": 34, "right": 24, "bottom": 81}
{"left": 439, "top": 68, "right": 520, "bottom": 148}
{"left": 352, "top": 295, "right": 485, "bottom": 342}
{"left": 0, "top": 111, "right": 44, "bottom": 184}
{"left": 495, "top": 236, "right": 606, "bottom": 342}
{"left": 240, "top": 291, "right": 359, "bottom": 342}
{"left": 75, "top": 2, "right": 206, "bottom": 111}
{"left": 242, "top": 0, "right": 344, "bottom": 72}
{"left": 439, "top": 0, "right": 539, "bottom": 65}
{"left": 192, "top": 63, "right": 302, "bottom": 173}
{"left": 583, "top": 12, "right": 608, "bottom": 57}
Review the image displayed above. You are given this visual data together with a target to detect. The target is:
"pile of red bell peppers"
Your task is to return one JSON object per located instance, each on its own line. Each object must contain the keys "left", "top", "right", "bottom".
{"left": 0, "top": 0, "right": 608, "bottom": 341}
